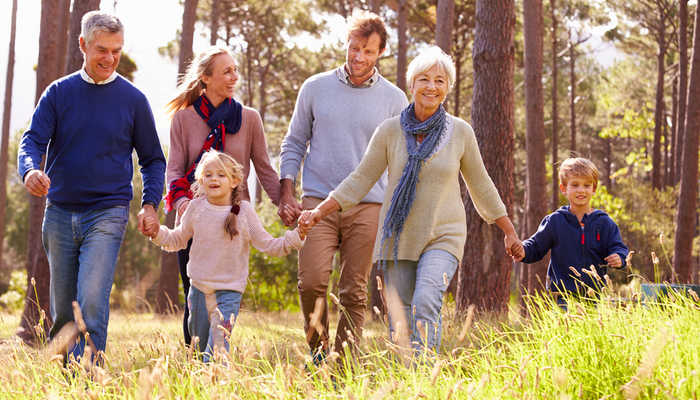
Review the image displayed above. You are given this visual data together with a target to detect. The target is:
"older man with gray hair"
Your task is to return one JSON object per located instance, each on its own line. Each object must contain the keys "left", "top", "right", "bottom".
{"left": 17, "top": 11, "right": 165, "bottom": 363}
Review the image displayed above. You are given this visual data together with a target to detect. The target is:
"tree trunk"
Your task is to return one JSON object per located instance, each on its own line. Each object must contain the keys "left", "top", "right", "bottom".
{"left": 210, "top": 0, "right": 221, "bottom": 45}
{"left": 396, "top": 0, "right": 407, "bottom": 92}
{"left": 675, "top": 0, "right": 689, "bottom": 186}
{"left": 652, "top": 19, "right": 666, "bottom": 191}
{"left": 457, "top": 0, "right": 515, "bottom": 312}
{"left": 56, "top": 0, "right": 71, "bottom": 78}
{"left": 371, "top": 0, "right": 381, "bottom": 13}
{"left": 550, "top": 0, "right": 559, "bottom": 211}
{"left": 436, "top": 0, "right": 455, "bottom": 54}
{"left": 18, "top": 0, "right": 62, "bottom": 345}
{"left": 670, "top": 75, "right": 677, "bottom": 185}
{"left": 156, "top": 212, "right": 179, "bottom": 314}
{"left": 436, "top": 0, "right": 454, "bottom": 113}
{"left": 64, "top": 0, "right": 101, "bottom": 75}
{"left": 673, "top": 3, "right": 700, "bottom": 284}
{"left": 179, "top": 0, "right": 200, "bottom": 77}
{"left": 0, "top": 0, "right": 18, "bottom": 278}
{"left": 569, "top": 29, "right": 576, "bottom": 153}
{"left": 521, "top": 0, "right": 548, "bottom": 299}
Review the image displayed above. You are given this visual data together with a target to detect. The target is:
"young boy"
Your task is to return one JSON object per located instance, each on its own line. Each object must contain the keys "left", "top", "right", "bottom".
{"left": 515, "top": 157, "right": 629, "bottom": 296}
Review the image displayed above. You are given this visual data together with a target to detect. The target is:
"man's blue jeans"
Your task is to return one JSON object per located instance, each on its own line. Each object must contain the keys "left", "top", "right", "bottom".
{"left": 43, "top": 201, "right": 128, "bottom": 362}
{"left": 384, "top": 249, "right": 458, "bottom": 354}
{"left": 188, "top": 284, "right": 242, "bottom": 362}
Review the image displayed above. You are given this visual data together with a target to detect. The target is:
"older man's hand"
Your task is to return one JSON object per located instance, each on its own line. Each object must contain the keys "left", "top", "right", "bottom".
{"left": 138, "top": 204, "right": 158, "bottom": 237}
{"left": 24, "top": 170, "right": 51, "bottom": 197}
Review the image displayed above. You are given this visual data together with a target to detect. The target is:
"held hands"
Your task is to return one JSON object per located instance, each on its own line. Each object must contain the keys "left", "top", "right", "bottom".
{"left": 24, "top": 170, "right": 51, "bottom": 196}
{"left": 505, "top": 234, "right": 525, "bottom": 262}
{"left": 138, "top": 204, "right": 158, "bottom": 238}
{"left": 141, "top": 216, "right": 160, "bottom": 239}
{"left": 277, "top": 180, "right": 302, "bottom": 226}
{"left": 604, "top": 253, "right": 623, "bottom": 269}
{"left": 298, "top": 208, "right": 323, "bottom": 232}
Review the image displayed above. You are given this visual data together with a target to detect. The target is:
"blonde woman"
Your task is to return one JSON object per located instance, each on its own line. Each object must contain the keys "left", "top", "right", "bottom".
{"left": 163, "top": 46, "right": 287, "bottom": 346}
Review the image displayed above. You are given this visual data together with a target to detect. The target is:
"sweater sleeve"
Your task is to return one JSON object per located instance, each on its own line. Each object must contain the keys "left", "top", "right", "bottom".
{"left": 458, "top": 121, "right": 507, "bottom": 223}
{"left": 522, "top": 215, "right": 555, "bottom": 264}
{"left": 248, "top": 110, "right": 282, "bottom": 205}
{"left": 166, "top": 111, "right": 191, "bottom": 212}
{"left": 151, "top": 200, "right": 198, "bottom": 252}
{"left": 131, "top": 91, "right": 166, "bottom": 208}
{"left": 242, "top": 202, "right": 304, "bottom": 256}
{"left": 330, "top": 122, "right": 390, "bottom": 211}
{"left": 279, "top": 81, "right": 313, "bottom": 182}
{"left": 17, "top": 83, "right": 58, "bottom": 180}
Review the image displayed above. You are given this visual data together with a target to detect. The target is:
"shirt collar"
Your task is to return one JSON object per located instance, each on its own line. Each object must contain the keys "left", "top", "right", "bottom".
{"left": 79, "top": 67, "right": 118, "bottom": 85}
{"left": 336, "top": 64, "right": 379, "bottom": 89}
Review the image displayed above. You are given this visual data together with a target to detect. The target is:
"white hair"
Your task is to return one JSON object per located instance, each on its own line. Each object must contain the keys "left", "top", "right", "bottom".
{"left": 80, "top": 11, "right": 124, "bottom": 45}
{"left": 406, "top": 46, "right": 456, "bottom": 95}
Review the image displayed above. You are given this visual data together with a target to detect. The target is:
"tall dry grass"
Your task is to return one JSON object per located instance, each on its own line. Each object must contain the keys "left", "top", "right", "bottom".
{"left": 1, "top": 288, "right": 699, "bottom": 399}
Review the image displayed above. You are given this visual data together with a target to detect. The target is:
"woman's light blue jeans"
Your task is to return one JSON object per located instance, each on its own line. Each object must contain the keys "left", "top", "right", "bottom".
{"left": 43, "top": 201, "right": 128, "bottom": 363}
{"left": 187, "top": 284, "right": 242, "bottom": 362}
{"left": 383, "top": 249, "right": 458, "bottom": 354}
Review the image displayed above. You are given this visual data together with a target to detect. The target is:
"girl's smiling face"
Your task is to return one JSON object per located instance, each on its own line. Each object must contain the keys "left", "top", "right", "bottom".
{"left": 200, "top": 159, "right": 239, "bottom": 206}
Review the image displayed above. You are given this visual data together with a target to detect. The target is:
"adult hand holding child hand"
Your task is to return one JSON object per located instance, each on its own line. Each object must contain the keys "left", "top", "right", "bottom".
{"left": 141, "top": 216, "right": 159, "bottom": 239}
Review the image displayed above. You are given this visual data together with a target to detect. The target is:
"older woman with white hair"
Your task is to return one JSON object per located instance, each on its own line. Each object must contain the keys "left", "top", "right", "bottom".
{"left": 300, "top": 46, "right": 522, "bottom": 355}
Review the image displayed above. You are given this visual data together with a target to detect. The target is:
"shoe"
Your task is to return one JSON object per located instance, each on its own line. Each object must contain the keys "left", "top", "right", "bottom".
{"left": 304, "top": 348, "right": 327, "bottom": 372}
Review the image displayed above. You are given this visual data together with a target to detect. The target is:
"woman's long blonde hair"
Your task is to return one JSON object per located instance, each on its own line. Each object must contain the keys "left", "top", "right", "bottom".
{"left": 191, "top": 150, "right": 244, "bottom": 239}
{"left": 164, "top": 46, "right": 233, "bottom": 118}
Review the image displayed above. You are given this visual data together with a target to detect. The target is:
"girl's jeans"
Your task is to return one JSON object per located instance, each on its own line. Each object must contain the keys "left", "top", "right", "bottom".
{"left": 188, "top": 284, "right": 242, "bottom": 362}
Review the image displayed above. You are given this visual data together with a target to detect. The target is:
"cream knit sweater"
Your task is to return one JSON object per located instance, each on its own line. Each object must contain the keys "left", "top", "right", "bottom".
{"left": 330, "top": 115, "right": 507, "bottom": 263}
{"left": 152, "top": 198, "right": 304, "bottom": 293}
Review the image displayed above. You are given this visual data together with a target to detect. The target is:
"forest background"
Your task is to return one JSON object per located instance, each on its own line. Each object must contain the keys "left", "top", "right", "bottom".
{"left": 0, "top": 0, "right": 698, "bottom": 344}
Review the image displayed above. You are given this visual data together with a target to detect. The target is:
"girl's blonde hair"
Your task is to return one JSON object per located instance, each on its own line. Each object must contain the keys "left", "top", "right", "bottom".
{"left": 192, "top": 150, "right": 244, "bottom": 239}
{"left": 164, "top": 46, "right": 233, "bottom": 118}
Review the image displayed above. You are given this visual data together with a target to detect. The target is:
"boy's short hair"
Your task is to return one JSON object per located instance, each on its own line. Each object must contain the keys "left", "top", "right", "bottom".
{"left": 558, "top": 157, "right": 599, "bottom": 189}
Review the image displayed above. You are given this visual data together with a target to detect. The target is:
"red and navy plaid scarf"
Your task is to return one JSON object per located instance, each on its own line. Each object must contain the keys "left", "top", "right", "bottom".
{"left": 164, "top": 95, "right": 243, "bottom": 212}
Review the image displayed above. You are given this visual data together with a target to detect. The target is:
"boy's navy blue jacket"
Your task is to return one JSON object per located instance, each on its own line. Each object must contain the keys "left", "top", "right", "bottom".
{"left": 521, "top": 206, "right": 629, "bottom": 293}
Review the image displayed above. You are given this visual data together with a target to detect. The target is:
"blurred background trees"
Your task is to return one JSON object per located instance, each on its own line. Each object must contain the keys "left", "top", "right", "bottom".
{"left": 1, "top": 0, "right": 699, "bottom": 322}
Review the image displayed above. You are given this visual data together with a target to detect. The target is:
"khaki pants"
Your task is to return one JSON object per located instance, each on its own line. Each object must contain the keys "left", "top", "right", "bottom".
{"left": 298, "top": 197, "right": 380, "bottom": 354}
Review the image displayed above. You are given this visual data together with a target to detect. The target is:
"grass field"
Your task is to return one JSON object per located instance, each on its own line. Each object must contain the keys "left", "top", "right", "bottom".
{"left": 0, "top": 290, "right": 699, "bottom": 399}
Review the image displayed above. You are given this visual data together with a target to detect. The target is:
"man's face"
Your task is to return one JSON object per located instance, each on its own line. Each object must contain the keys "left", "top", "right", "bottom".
{"left": 345, "top": 32, "right": 384, "bottom": 86}
{"left": 80, "top": 30, "right": 123, "bottom": 83}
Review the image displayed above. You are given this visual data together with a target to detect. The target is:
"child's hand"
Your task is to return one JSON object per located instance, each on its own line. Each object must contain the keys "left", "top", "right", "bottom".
{"left": 511, "top": 241, "right": 525, "bottom": 262}
{"left": 296, "top": 224, "right": 310, "bottom": 240}
{"left": 142, "top": 216, "right": 159, "bottom": 239}
{"left": 504, "top": 233, "right": 524, "bottom": 261}
{"left": 604, "top": 253, "right": 622, "bottom": 269}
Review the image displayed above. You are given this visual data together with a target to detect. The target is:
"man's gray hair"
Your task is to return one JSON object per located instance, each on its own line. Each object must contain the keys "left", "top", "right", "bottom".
{"left": 80, "top": 11, "right": 124, "bottom": 45}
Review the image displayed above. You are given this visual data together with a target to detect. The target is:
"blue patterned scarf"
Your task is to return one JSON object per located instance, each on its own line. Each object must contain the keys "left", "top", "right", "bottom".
{"left": 379, "top": 103, "right": 447, "bottom": 269}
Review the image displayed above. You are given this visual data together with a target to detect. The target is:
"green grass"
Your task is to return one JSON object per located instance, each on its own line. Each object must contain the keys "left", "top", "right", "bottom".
{"left": 1, "top": 291, "right": 699, "bottom": 399}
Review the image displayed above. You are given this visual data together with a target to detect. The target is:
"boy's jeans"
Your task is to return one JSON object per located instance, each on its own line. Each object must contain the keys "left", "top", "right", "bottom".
{"left": 384, "top": 249, "right": 458, "bottom": 354}
{"left": 43, "top": 201, "right": 128, "bottom": 362}
{"left": 188, "top": 284, "right": 242, "bottom": 362}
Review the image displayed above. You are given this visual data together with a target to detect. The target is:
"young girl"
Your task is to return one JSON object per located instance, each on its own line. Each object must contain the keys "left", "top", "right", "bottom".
{"left": 144, "top": 150, "right": 307, "bottom": 361}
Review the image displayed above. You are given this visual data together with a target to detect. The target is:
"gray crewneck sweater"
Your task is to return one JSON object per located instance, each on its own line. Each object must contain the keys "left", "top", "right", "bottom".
{"left": 280, "top": 68, "right": 408, "bottom": 203}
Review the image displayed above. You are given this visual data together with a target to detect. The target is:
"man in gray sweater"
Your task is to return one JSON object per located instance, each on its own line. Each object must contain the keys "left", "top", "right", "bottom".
{"left": 279, "top": 11, "right": 408, "bottom": 360}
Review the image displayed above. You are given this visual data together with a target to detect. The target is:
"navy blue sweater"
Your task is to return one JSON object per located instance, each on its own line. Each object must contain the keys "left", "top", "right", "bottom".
{"left": 18, "top": 72, "right": 165, "bottom": 212}
{"left": 521, "top": 206, "right": 629, "bottom": 293}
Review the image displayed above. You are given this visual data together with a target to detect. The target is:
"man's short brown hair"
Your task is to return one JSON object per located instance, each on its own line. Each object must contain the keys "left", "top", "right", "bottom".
{"left": 558, "top": 157, "right": 599, "bottom": 190}
{"left": 346, "top": 11, "right": 387, "bottom": 51}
